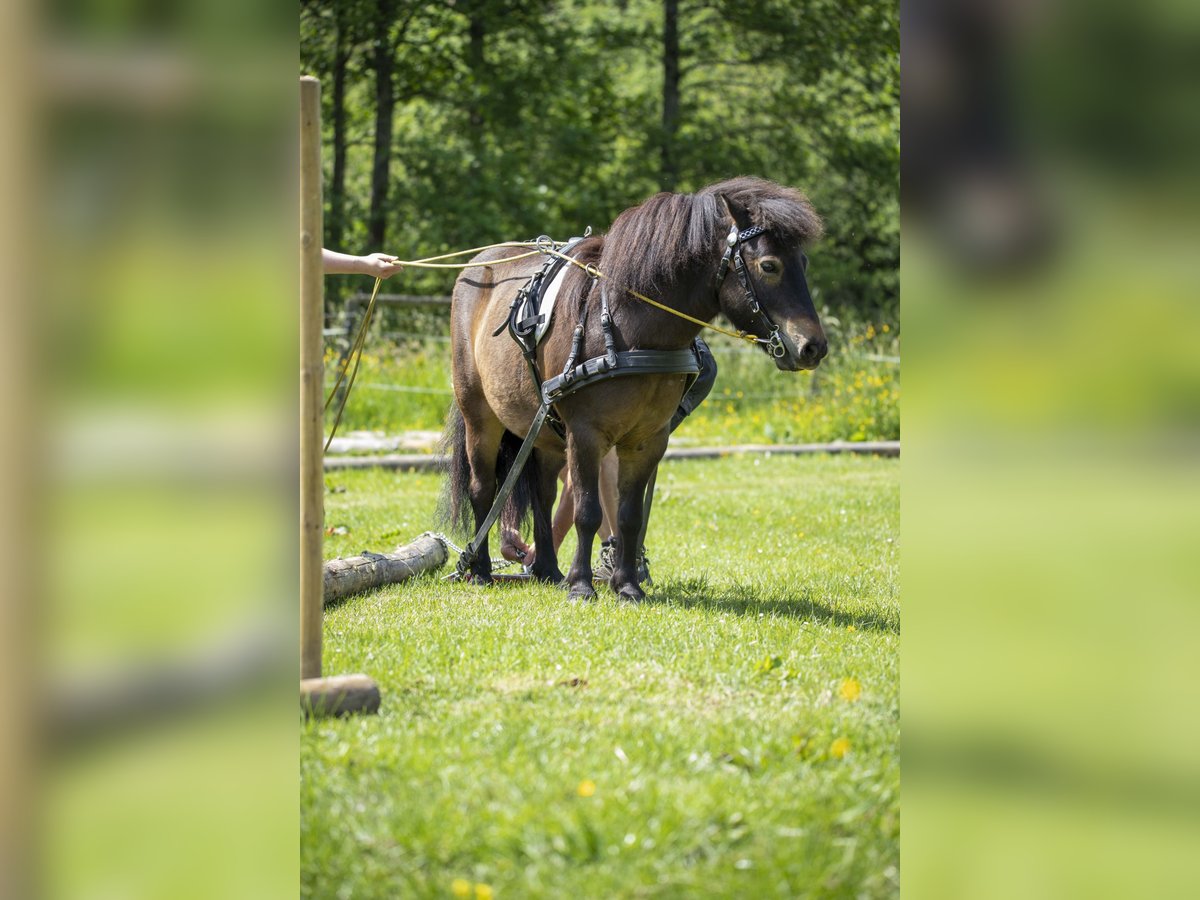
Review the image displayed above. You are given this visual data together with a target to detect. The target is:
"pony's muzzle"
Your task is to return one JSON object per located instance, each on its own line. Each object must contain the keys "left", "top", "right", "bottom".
{"left": 777, "top": 330, "right": 827, "bottom": 371}
{"left": 799, "top": 337, "right": 827, "bottom": 368}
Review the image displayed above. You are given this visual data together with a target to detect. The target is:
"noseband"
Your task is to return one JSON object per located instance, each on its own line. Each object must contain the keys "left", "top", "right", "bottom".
{"left": 714, "top": 224, "right": 788, "bottom": 359}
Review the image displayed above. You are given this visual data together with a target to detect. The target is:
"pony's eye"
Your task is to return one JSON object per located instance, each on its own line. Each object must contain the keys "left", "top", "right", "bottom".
{"left": 760, "top": 259, "right": 779, "bottom": 274}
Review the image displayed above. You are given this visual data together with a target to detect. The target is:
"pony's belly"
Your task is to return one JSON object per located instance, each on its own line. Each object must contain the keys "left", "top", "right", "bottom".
{"left": 477, "top": 345, "right": 543, "bottom": 435}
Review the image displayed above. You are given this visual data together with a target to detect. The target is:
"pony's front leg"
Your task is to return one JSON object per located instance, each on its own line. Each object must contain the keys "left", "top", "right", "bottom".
{"left": 565, "top": 429, "right": 606, "bottom": 601}
{"left": 612, "top": 432, "right": 670, "bottom": 602}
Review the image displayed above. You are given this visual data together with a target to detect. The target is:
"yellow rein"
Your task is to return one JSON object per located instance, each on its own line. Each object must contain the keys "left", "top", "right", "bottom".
{"left": 542, "top": 249, "right": 761, "bottom": 346}
{"left": 385, "top": 239, "right": 762, "bottom": 346}
{"left": 325, "top": 237, "right": 761, "bottom": 448}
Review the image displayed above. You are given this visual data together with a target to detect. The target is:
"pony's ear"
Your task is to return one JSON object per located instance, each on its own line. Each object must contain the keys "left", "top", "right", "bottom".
{"left": 719, "top": 193, "right": 754, "bottom": 232}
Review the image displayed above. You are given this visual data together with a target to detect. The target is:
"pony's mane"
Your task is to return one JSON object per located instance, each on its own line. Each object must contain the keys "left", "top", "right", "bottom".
{"left": 599, "top": 177, "right": 823, "bottom": 298}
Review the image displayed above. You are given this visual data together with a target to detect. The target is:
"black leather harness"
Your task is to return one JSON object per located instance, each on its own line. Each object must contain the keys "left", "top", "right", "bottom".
{"left": 454, "top": 222, "right": 788, "bottom": 579}
{"left": 716, "top": 223, "right": 789, "bottom": 360}
{"left": 454, "top": 236, "right": 701, "bottom": 579}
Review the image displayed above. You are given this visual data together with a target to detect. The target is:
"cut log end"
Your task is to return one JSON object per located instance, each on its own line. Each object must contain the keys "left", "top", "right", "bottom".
{"left": 300, "top": 673, "right": 380, "bottom": 718}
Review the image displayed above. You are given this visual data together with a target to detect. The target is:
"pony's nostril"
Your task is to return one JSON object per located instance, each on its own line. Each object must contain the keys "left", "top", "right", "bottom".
{"left": 800, "top": 340, "right": 825, "bottom": 363}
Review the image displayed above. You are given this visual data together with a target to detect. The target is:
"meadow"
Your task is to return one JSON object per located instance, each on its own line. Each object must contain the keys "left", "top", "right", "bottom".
{"left": 302, "top": 453, "right": 899, "bottom": 898}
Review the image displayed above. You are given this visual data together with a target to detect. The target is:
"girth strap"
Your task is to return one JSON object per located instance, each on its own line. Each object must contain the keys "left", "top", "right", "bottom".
{"left": 542, "top": 348, "right": 700, "bottom": 404}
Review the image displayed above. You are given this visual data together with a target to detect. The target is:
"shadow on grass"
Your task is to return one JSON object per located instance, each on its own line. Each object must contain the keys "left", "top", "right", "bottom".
{"left": 644, "top": 576, "right": 899, "bottom": 633}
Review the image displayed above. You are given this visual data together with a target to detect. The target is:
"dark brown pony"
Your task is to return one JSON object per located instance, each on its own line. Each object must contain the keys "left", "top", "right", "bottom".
{"left": 444, "top": 176, "right": 826, "bottom": 601}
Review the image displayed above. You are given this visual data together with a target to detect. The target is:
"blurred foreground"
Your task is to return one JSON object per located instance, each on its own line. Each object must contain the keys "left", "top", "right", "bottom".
{"left": 0, "top": 0, "right": 297, "bottom": 897}
{"left": 904, "top": 0, "right": 1200, "bottom": 895}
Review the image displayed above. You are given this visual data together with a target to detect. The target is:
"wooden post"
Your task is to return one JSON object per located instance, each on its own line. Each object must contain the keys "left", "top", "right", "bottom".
{"left": 299, "top": 76, "right": 380, "bottom": 718}
{"left": 300, "top": 674, "right": 381, "bottom": 718}
{"left": 299, "top": 76, "right": 325, "bottom": 681}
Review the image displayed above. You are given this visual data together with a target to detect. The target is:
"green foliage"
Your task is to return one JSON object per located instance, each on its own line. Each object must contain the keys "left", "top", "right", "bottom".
{"left": 301, "top": 0, "right": 898, "bottom": 315}
{"left": 306, "top": 455, "right": 899, "bottom": 898}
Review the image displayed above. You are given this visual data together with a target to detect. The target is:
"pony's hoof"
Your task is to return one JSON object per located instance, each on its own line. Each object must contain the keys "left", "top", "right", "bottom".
{"left": 530, "top": 567, "right": 565, "bottom": 584}
{"left": 616, "top": 585, "right": 645, "bottom": 604}
{"left": 462, "top": 572, "right": 492, "bottom": 586}
{"left": 567, "top": 584, "right": 597, "bottom": 603}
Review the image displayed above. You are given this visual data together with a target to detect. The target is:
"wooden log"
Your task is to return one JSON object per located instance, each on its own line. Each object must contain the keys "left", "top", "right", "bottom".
{"left": 300, "top": 674, "right": 380, "bottom": 718}
{"left": 323, "top": 441, "right": 902, "bottom": 471}
{"left": 299, "top": 75, "right": 325, "bottom": 681}
{"left": 323, "top": 533, "right": 448, "bottom": 605}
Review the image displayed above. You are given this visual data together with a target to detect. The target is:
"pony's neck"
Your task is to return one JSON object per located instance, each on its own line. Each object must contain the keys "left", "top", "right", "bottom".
{"left": 611, "top": 265, "right": 720, "bottom": 351}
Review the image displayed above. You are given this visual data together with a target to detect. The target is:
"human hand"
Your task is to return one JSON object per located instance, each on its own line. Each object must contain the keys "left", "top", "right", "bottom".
{"left": 361, "top": 253, "right": 405, "bottom": 279}
{"left": 500, "top": 529, "right": 536, "bottom": 567}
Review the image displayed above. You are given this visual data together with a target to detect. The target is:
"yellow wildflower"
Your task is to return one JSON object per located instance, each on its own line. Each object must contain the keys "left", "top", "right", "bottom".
{"left": 475, "top": 885, "right": 494, "bottom": 900}
{"left": 830, "top": 737, "right": 851, "bottom": 759}
{"left": 577, "top": 779, "right": 596, "bottom": 797}
{"left": 839, "top": 678, "right": 862, "bottom": 702}
{"left": 451, "top": 879, "right": 471, "bottom": 898}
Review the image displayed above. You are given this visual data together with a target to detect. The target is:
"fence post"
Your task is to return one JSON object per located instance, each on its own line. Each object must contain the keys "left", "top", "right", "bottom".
{"left": 296, "top": 79, "right": 321, "bottom": 681}
{"left": 299, "top": 76, "right": 324, "bottom": 681}
{"left": 299, "top": 76, "right": 380, "bottom": 717}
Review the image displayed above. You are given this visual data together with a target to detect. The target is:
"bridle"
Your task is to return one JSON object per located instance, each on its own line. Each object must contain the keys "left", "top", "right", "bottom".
{"left": 714, "top": 223, "right": 788, "bottom": 360}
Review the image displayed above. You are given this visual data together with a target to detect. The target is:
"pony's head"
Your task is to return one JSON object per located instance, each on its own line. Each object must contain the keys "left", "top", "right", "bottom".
{"left": 707, "top": 178, "right": 827, "bottom": 371}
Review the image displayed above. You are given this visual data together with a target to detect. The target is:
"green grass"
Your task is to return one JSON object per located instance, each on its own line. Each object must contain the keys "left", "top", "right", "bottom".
{"left": 303, "top": 454, "right": 899, "bottom": 898}
{"left": 324, "top": 308, "right": 899, "bottom": 446}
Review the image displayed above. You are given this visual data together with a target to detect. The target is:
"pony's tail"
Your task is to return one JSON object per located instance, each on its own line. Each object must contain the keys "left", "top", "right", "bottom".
{"left": 497, "top": 430, "right": 538, "bottom": 543}
{"left": 438, "top": 403, "right": 473, "bottom": 533}
{"left": 438, "top": 403, "right": 545, "bottom": 543}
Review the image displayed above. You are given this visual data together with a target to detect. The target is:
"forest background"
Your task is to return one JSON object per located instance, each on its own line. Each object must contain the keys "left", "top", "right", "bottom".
{"left": 300, "top": 0, "right": 898, "bottom": 444}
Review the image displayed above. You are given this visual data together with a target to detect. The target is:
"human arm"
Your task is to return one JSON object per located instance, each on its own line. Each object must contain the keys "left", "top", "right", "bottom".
{"left": 321, "top": 249, "right": 405, "bottom": 279}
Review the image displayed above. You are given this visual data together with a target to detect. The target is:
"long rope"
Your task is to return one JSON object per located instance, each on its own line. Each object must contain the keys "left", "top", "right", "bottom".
{"left": 323, "top": 234, "right": 766, "bottom": 449}
{"left": 543, "top": 248, "right": 762, "bottom": 346}
{"left": 324, "top": 275, "right": 381, "bottom": 451}
{"left": 324, "top": 241, "right": 553, "bottom": 449}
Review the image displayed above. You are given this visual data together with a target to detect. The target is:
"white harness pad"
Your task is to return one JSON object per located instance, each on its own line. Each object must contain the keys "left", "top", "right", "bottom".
{"left": 533, "top": 262, "right": 572, "bottom": 347}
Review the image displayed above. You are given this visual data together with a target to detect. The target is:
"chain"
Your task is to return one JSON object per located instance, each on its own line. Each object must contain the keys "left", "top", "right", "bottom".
{"left": 420, "top": 531, "right": 522, "bottom": 575}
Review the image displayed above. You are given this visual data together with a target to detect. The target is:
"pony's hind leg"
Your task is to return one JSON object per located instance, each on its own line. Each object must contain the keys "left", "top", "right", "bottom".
{"left": 528, "top": 448, "right": 566, "bottom": 583}
{"left": 564, "top": 428, "right": 607, "bottom": 601}
{"left": 612, "top": 430, "right": 670, "bottom": 602}
{"left": 463, "top": 414, "right": 505, "bottom": 583}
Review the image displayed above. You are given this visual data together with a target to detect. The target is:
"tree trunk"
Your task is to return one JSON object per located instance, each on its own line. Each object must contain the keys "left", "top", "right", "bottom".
{"left": 329, "top": 12, "right": 349, "bottom": 254}
{"left": 661, "top": 0, "right": 680, "bottom": 192}
{"left": 327, "top": 10, "right": 350, "bottom": 313}
{"left": 368, "top": 0, "right": 396, "bottom": 251}
{"left": 467, "top": 8, "right": 486, "bottom": 160}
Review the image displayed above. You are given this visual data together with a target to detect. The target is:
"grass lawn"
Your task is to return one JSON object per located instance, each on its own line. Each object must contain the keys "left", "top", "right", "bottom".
{"left": 303, "top": 454, "right": 899, "bottom": 898}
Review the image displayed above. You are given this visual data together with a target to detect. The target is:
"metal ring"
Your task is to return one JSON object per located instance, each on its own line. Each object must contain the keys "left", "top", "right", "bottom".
{"left": 584, "top": 262, "right": 601, "bottom": 278}
{"left": 768, "top": 329, "right": 787, "bottom": 358}
{"left": 535, "top": 235, "right": 554, "bottom": 254}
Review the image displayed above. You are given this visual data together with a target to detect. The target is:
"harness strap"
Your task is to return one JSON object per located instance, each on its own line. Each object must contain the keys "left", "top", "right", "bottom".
{"left": 543, "top": 348, "right": 700, "bottom": 404}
